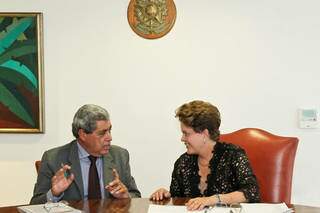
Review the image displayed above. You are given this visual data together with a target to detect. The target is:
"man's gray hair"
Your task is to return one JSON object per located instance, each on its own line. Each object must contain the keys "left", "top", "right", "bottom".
{"left": 72, "top": 104, "right": 110, "bottom": 138}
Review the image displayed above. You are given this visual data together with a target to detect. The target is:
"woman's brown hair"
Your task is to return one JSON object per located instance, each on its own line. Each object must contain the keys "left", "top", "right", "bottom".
{"left": 175, "top": 100, "right": 221, "bottom": 141}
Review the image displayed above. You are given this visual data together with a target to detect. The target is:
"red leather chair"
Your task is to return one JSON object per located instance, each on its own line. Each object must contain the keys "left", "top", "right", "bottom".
{"left": 35, "top": 160, "right": 41, "bottom": 174}
{"left": 220, "top": 128, "right": 298, "bottom": 203}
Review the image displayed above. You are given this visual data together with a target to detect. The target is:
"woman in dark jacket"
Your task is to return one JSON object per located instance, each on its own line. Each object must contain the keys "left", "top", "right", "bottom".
{"left": 150, "top": 100, "right": 260, "bottom": 211}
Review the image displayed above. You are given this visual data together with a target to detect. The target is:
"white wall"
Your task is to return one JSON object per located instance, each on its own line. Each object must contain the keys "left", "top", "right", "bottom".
{"left": 1, "top": 0, "right": 320, "bottom": 207}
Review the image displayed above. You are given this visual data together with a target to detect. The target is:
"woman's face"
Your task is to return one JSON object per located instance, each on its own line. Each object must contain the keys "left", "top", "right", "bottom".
{"left": 180, "top": 122, "right": 206, "bottom": 155}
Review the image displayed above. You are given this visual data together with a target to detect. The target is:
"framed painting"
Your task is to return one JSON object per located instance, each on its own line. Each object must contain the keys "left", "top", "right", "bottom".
{"left": 0, "top": 12, "right": 44, "bottom": 133}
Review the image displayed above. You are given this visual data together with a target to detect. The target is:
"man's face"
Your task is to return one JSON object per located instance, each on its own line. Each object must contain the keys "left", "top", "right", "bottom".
{"left": 78, "top": 120, "right": 112, "bottom": 157}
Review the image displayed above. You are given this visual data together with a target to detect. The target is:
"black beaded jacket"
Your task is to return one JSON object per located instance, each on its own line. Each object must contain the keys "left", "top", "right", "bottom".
{"left": 169, "top": 142, "right": 260, "bottom": 202}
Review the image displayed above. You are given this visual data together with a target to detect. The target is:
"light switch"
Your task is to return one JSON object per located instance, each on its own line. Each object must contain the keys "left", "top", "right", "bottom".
{"left": 298, "top": 108, "right": 318, "bottom": 129}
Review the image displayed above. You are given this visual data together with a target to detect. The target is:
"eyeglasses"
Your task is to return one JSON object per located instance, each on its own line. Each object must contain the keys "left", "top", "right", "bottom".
{"left": 204, "top": 202, "right": 242, "bottom": 213}
{"left": 43, "top": 201, "right": 73, "bottom": 213}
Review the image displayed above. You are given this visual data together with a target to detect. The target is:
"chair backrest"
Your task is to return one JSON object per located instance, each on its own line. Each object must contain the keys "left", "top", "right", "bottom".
{"left": 220, "top": 128, "right": 298, "bottom": 203}
{"left": 35, "top": 160, "right": 41, "bottom": 174}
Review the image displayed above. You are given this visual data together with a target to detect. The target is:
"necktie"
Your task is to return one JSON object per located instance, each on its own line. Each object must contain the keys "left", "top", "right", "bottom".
{"left": 88, "top": 155, "right": 101, "bottom": 199}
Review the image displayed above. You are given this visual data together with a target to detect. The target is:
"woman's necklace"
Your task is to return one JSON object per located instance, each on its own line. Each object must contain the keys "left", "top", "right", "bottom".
{"left": 197, "top": 142, "right": 215, "bottom": 194}
{"left": 198, "top": 159, "right": 210, "bottom": 195}
{"left": 198, "top": 160, "right": 209, "bottom": 167}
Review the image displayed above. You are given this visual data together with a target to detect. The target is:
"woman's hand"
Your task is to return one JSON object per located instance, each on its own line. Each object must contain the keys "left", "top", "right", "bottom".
{"left": 150, "top": 188, "right": 171, "bottom": 201}
{"left": 185, "top": 196, "right": 217, "bottom": 211}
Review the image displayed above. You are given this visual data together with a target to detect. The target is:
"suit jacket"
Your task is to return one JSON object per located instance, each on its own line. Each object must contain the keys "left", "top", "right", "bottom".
{"left": 30, "top": 140, "right": 141, "bottom": 204}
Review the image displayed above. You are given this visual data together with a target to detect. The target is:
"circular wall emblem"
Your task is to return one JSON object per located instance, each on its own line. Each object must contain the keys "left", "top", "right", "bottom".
{"left": 127, "top": 0, "right": 176, "bottom": 39}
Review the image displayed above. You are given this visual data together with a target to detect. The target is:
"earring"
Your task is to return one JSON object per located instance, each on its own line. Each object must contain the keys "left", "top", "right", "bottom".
{"left": 203, "top": 138, "right": 206, "bottom": 144}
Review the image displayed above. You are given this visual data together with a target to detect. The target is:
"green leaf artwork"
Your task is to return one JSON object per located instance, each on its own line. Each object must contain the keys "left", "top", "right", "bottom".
{"left": 0, "top": 13, "right": 43, "bottom": 132}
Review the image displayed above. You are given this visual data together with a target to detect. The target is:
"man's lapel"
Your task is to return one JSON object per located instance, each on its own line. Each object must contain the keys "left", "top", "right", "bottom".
{"left": 103, "top": 152, "right": 116, "bottom": 197}
{"left": 68, "top": 141, "right": 84, "bottom": 199}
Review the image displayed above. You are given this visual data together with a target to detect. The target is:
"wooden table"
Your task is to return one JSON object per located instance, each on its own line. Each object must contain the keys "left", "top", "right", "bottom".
{"left": 0, "top": 198, "right": 319, "bottom": 213}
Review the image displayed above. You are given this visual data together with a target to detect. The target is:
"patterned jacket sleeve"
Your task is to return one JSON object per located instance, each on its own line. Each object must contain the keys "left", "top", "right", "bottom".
{"left": 169, "top": 158, "right": 184, "bottom": 197}
{"left": 231, "top": 148, "right": 260, "bottom": 202}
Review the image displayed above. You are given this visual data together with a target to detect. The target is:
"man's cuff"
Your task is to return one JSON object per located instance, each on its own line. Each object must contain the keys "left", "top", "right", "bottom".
{"left": 46, "top": 190, "right": 64, "bottom": 203}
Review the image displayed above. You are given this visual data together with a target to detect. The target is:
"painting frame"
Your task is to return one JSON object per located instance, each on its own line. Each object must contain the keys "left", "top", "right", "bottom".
{"left": 0, "top": 12, "right": 44, "bottom": 133}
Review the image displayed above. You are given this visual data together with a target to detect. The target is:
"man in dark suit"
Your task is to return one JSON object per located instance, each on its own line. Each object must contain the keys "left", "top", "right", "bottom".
{"left": 30, "top": 104, "right": 141, "bottom": 204}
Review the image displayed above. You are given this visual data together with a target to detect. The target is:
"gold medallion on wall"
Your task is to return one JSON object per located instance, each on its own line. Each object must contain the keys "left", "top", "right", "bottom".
{"left": 127, "top": 0, "right": 176, "bottom": 39}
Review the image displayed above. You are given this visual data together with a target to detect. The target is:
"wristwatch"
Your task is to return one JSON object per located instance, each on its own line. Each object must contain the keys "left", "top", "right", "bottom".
{"left": 215, "top": 194, "right": 222, "bottom": 203}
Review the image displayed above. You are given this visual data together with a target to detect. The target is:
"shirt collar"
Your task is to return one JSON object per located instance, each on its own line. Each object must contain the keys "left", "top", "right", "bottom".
{"left": 76, "top": 140, "right": 103, "bottom": 160}
{"left": 77, "top": 140, "right": 90, "bottom": 160}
